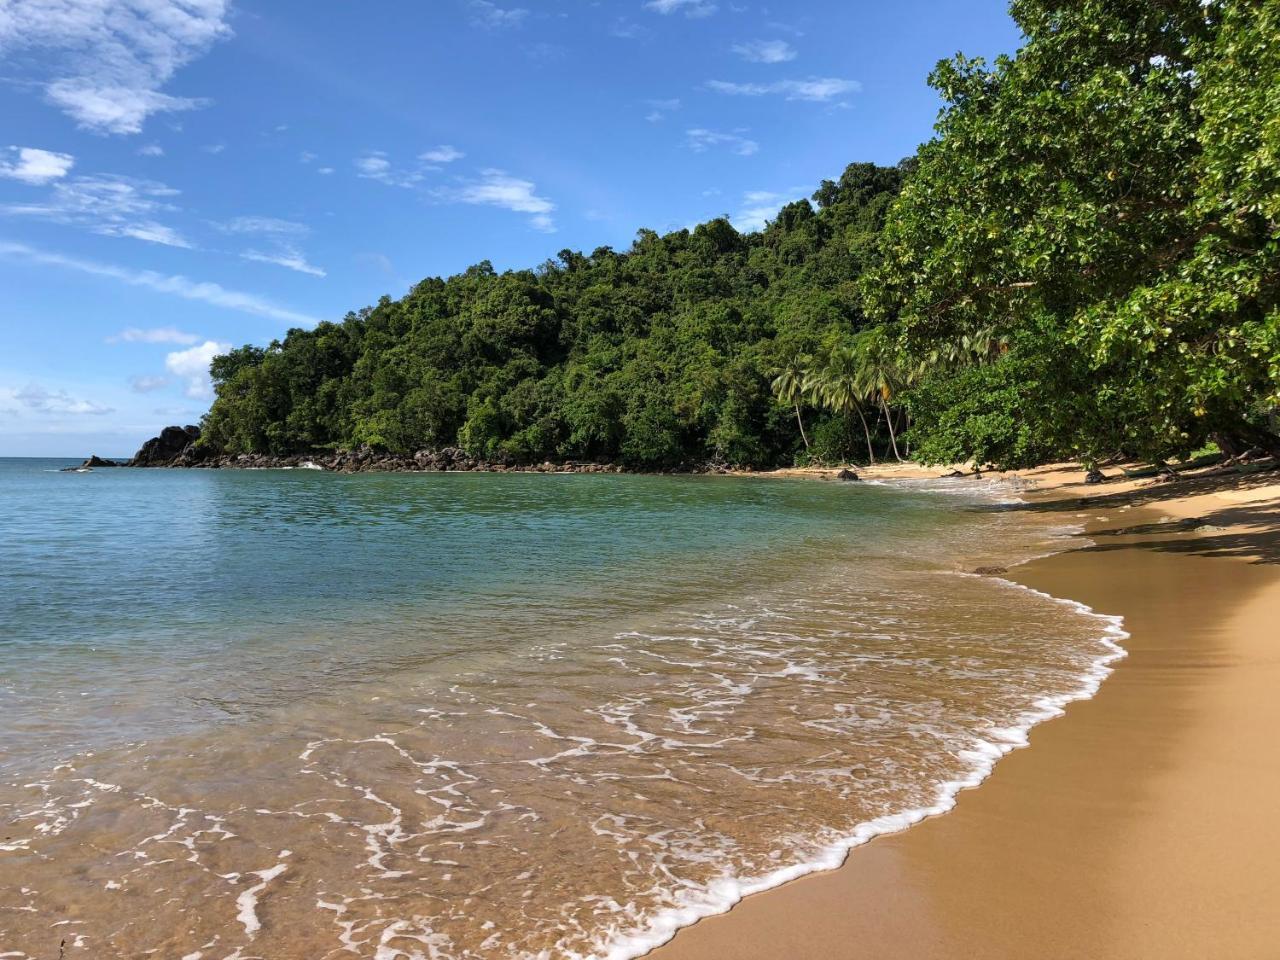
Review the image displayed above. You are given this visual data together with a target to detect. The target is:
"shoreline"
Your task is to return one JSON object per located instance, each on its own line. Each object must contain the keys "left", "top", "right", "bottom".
{"left": 645, "top": 461, "right": 1280, "bottom": 959}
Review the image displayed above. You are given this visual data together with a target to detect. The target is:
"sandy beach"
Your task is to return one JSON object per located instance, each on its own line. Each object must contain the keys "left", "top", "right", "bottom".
{"left": 651, "top": 460, "right": 1280, "bottom": 959}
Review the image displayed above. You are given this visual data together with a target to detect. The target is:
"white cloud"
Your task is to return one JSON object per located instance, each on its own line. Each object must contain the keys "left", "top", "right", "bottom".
{"left": 129, "top": 374, "right": 170, "bottom": 392}
{"left": 216, "top": 217, "right": 326, "bottom": 277}
{"left": 115, "top": 221, "right": 189, "bottom": 246}
{"left": 216, "top": 216, "right": 306, "bottom": 236}
{"left": 707, "top": 77, "right": 861, "bottom": 102}
{"left": 731, "top": 39, "right": 796, "bottom": 63}
{"left": 0, "top": 146, "right": 76, "bottom": 184}
{"left": 2, "top": 173, "right": 190, "bottom": 247}
{"left": 316, "top": 166, "right": 334, "bottom": 175}
{"left": 442, "top": 169, "right": 556, "bottom": 232}
{"left": 354, "top": 150, "right": 423, "bottom": 188}
{"left": 645, "top": 0, "right": 717, "bottom": 18}
{"left": 610, "top": 18, "right": 649, "bottom": 39}
{"left": 0, "top": 0, "right": 232, "bottom": 134}
{"left": 731, "top": 188, "right": 805, "bottom": 233}
{"left": 109, "top": 326, "right": 200, "bottom": 345}
{"left": 201, "top": 142, "right": 226, "bottom": 154}
{"left": 645, "top": 98, "right": 681, "bottom": 122}
{"left": 6, "top": 383, "right": 112, "bottom": 415}
{"left": 241, "top": 246, "right": 326, "bottom": 277}
{"left": 299, "top": 151, "right": 318, "bottom": 164}
{"left": 686, "top": 128, "right": 759, "bottom": 156}
{"left": 0, "top": 241, "right": 322, "bottom": 326}
{"left": 420, "top": 145, "right": 465, "bottom": 164}
{"left": 137, "top": 142, "right": 164, "bottom": 157}
{"left": 470, "top": 0, "right": 528, "bottom": 29}
{"left": 165, "top": 340, "right": 229, "bottom": 399}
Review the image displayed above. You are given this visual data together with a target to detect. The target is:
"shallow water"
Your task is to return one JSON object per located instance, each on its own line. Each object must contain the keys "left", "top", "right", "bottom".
{"left": 0, "top": 461, "right": 1120, "bottom": 959}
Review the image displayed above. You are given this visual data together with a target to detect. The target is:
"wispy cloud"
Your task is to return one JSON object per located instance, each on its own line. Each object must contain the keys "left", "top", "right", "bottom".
{"left": 645, "top": 98, "right": 681, "bottom": 122}
{"left": 440, "top": 169, "right": 556, "bottom": 232}
{"left": 2, "top": 383, "right": 112, "bottom": 416}
{"left": 116, "top": 221, "right": 189, "bottom": 246}
{"left": 707, "top": 77, "right": 860, "bottom": 102}
{"left": 241, "top": 248, "right": 326, "bottom": 277}
{"left": 217, "top": 216, "right": 306, "bottom": 236}
{"left": 354, "top": 151, "right": 424, "bottom": 188}
{"left": 129, "top": 374, "right": 170, "bottom": 393}
{"left": 469, "top": 0, "right": 528, "bottom": 29}
{"left": 686, "top": 128, "right": 759, "bottom": 156}
{"left": 165, "top": 340, "right": 230, "bottom": 398}
{"left": 645, "top": 0, "right": 717, "bottom": 18}
{"left": 610, "top": 18, "right": 650, "bottom": 39}
{"left": 731, "top": 188, "right": 805, "bottom": 232}
{"left": 109, "top": 326, "right": 200, "bottom": 345}
{"left": 0, "top": 146, "right": 76, "bottom": 185}
{"left": 137, "top": 142, "right": 164, "bottom": 157}
{"left": 731, "top": 39, "right": 796, "bottom": 63}
{"left": 420, "top": 145, "right": 465, "bottom": 164}
{"left": 0, "top": 0, "right": 232, "bottom": 134}
{"left": 216, "top": 217, "right": 326, "bottom": 278}
{"left": 0, "top": 241, "right": 322, "bottom": 325}
{"left": 1, "top": 173, "right": 191, "bottom": 247}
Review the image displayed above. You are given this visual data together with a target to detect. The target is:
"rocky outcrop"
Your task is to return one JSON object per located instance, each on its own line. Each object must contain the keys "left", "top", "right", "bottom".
{"left": 60, "top": 454, "right": 122, "bottom": 472}
{"left": 835, "top": 468, "right": 860, "bottom": 481}
{"left": 177, "top": 446, "right": 630, "bottom": 474}
{"left": 121, "top": 429, "right": 760, "bottom": 474}
{"left": 131, "top": 425, "right": 201, "bottom": 467}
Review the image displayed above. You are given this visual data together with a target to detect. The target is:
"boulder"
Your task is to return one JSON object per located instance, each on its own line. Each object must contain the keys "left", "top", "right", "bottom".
{"left": 835, "top": 468, "right": 860, "bottom": 482}
{"left": 131, "top": 425, "right": 201, "bottom": 467}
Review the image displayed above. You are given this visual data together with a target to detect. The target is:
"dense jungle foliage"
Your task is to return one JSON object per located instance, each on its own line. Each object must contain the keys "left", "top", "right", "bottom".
{"left": 201, "top": 0, "right": 1280, "bottom": 470}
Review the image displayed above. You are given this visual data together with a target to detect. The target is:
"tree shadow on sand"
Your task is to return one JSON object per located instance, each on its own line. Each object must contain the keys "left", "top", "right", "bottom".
{"left": 971, "top": 465, "right": 1280, "bottom": 565}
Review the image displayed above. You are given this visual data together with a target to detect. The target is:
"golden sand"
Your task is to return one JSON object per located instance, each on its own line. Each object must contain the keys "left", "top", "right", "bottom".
{"left": 650, "top": 461, "right": 1280, "bottom": 959}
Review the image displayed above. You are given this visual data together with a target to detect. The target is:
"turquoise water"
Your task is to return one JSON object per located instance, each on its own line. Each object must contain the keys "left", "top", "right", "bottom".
{"left": 0, "top": 458, "right": 977, "bottom": 763}
{"left": 0, "top": 459, "right": 1121, "bottom": 960}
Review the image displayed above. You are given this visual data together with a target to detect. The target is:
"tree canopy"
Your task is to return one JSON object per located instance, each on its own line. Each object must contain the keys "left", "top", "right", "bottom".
{"left": 201, "top": 163, "right": 909, "bottom": 469}
{"left": 866, "top": 0, "right": 1280, "bottom": 466}
{"left": 199, "top": 1, "right": 1280, "bottom": 471}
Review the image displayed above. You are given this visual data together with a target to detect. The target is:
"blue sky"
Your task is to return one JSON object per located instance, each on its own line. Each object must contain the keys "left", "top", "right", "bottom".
{"left": 0, "top": 0, "right": 1021, "bottom": 456}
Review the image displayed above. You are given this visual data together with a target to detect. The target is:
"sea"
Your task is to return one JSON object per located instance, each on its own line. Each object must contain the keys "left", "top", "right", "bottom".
{"left": 0, "top": 458, "right": 1124, "bottom": 959}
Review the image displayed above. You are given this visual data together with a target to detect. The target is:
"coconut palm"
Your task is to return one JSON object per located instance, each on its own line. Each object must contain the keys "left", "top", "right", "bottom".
{"left": 806, "top": 345, "right": 876, "bottom": 465}
{"left": 771, "top": 357, "right": 812, "bottom": 454}
{"left": 854, "top": 329, "right": 906, "bottom": 462}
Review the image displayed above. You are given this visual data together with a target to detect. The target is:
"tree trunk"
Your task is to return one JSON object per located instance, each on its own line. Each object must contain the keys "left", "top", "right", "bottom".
{"left": 854, "top": 404, "right": 876, "bottom": 465}
{"left": 794, "top": 402, "right": 811, "bottom": 453}
{"left": 881, "top": 397, "right": 903, "bottom": 462}
{"left": 1218, "top": 421, "right": 1280, "bottom": 460}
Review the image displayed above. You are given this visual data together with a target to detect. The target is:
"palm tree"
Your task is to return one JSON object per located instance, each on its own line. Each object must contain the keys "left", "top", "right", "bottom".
{"left": 771, "top": 357, "right": 812, "bottom": 454}
{"left": 806, "top": 345, "right": 876, "bottom": 465}
{"left": 854, "top": 329, "right": 905, "bottom": 462}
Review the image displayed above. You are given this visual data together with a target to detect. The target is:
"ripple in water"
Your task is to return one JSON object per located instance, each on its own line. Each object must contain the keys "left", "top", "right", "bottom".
{"left": 0, "top": 463, "right": 1122, "bottom": 959}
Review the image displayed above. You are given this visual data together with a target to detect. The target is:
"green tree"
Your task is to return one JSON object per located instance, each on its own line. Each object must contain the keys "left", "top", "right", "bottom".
{"left": 864, "top": 0, "right": 1280, "bottom": 466}
{"left": 770, "top": 356, "right": 812, "bottom": 454}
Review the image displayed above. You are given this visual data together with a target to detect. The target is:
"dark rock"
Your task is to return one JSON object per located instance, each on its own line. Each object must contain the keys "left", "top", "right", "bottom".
{"left": 1084, "top": 468, "right": 1106, "bottom": 484}
{"left": 973, "top": 566, "right": 1009, "bottom": 576}
{"left": 131, "top": 425, "right": 201, "bottom": 467}
{"left": 835, "top": 468, "right": 860, "bottom": 482}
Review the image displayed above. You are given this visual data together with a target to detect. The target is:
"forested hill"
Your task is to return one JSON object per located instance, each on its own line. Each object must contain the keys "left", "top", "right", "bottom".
{"left": 201, "top": 163, "right": 908, "bottom": 469}
{"left": 200, "top": 1, "right": 1279, "bottom": 472}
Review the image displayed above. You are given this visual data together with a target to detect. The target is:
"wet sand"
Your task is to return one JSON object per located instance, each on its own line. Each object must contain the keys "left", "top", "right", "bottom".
{"left": 651, "top": 461, "right": 1280, "bottom": 959}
